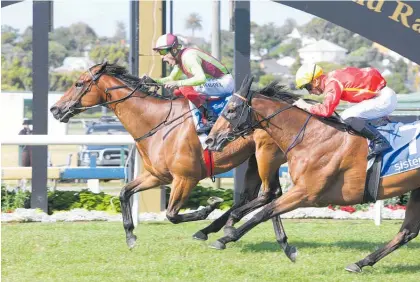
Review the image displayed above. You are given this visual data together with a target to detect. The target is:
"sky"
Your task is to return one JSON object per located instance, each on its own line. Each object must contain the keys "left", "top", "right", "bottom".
{"left": 1, "top": 0, "right": 314, "bottom": 38}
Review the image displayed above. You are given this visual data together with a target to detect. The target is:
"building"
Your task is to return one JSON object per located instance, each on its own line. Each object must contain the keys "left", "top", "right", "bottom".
{"left": 298, "top": 39, "right": 348, "bottom": 64}
{"left": 260, "top": 59, "right": 292, "bottom": 78}
{"left": 53, "top": 57, "right": 95, "bottom": 73}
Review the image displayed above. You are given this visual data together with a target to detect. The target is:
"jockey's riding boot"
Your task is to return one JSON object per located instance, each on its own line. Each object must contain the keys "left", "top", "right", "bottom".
{"left": 344, "top": 117, "right": 391, "bottom": 159}
{"left": 361, "top": 123, "right": 392, "bottom": 159}
{"left": 196, "top": 107, "right": 218, "bottom": 135}
{"left": 206, "top": 108, "right": 218, "bottom": 127}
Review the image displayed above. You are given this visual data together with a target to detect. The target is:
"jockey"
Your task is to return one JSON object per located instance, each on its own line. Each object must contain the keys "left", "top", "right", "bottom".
{"left": 152, "top": 33, "right": 234, "bottom": 134}
{"left": 293, "top": 64, "right": 397, "bottom": 159}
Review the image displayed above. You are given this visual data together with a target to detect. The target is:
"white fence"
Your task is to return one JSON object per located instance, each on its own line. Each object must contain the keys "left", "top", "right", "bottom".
{"left": 1, "top": 134, "right": 384, "bottom": 225}
{"left": 1, "top": 134, "right": 143, "bottom": 226}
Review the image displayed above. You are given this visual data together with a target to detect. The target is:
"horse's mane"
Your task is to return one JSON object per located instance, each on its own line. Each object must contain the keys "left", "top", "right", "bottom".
{"left": 253, "top": 81, "right": 301, "bottom": 104}
{"left": 103, "top": 63, "right": 175, "bottom": 100}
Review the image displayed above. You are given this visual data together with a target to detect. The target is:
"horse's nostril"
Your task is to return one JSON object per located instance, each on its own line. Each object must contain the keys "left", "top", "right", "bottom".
{"left": 205, "top": 137, "right": 214, "bottom": 145}
{"left": 50, "top": 106, "right": 59, "bottom": 114}
{"left": 227, "top": 133, "right": 235, "bottom": 141}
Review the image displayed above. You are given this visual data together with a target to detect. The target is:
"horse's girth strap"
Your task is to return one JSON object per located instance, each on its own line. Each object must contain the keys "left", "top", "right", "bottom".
{"left": 203, "top": 149, "right": 215, "bottom": 178}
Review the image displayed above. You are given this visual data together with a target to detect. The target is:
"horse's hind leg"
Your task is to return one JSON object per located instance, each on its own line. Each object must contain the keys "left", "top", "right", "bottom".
{"left": 119, "top": 171, "right": 163, "bottom": 249}
{"left": 346, "top": 188, "right": 420, "bottom": 273}
{"left": 224, "top": 170, "right": 297, "bottom": 262}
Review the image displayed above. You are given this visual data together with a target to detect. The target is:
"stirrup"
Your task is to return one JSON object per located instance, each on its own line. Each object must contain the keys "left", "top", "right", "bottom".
{"left": 197, "top": 124, "right": 212, "bottom": 134}
{"left": 368, "top": 141, "right": 391, "bottom": 159}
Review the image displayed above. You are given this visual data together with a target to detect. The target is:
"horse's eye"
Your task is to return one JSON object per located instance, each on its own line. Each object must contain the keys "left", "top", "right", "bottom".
{"left": 227, "top": 106, "right": 236, "bottom": 114}
{"left": 75, "top": 82, "right": 83, "bottom": 88}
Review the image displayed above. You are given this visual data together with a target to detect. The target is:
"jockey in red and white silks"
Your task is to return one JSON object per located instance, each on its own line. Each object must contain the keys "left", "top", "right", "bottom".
{"left": 293, "top": 64, "right": 397, "bottom": 159}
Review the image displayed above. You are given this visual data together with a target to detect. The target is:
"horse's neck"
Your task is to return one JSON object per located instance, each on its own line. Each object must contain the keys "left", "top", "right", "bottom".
{"left": 213, "top": 136, "right": 255, "bottom": 172}
{"left": 253, "top": 98, "right": 338, "bottom": 153}
{"left": 111, "top": 88, "right": 173, "bottom": 142}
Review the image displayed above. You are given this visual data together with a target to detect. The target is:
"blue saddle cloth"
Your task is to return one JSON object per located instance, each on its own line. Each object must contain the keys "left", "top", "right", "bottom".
{"left": 206, "top": 94, "right": 232, "bottom": 116}
{"left": 377, "top": 120, "right": 420, "bottom": 177}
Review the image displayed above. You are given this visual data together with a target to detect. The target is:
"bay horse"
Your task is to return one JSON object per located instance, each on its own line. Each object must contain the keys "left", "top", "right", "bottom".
{"left": 205, "top": 77, "right": 420, "bottom": 272}
{"left": 50, "top": 62, "right": 297, "bottom": 260}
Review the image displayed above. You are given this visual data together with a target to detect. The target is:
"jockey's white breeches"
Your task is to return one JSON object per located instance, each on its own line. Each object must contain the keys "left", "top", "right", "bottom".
{"left": 340, "top": 86, "right": 398, "bottom": 120}
{"left": 193, "top": 74, "right": 234, "bottom": 97}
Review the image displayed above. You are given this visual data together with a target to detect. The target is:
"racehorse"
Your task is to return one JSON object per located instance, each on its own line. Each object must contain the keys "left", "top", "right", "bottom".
{"left": 50, "top": 62, "right": 297, "bottom": 261}
{"left": 205, "top": 77, "right": 420, "bottom": 272}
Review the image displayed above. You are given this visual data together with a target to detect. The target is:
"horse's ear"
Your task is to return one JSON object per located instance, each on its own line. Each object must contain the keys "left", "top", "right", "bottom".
{"left": 96, "top": 61, "right": 108, "bottom": 74}
{"left": 245, "top": 76, "right": 254, "bottom": 101}
{"left": 238, "top": 75, "right": 254, "bottom": 98}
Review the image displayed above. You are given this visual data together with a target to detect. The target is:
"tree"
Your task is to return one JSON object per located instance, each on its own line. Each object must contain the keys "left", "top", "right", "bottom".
{"left": 393, "top": 58, "right": 408, "bottom": 80}
{"left": 258, "top": 74, "right": 275, "bottom": 88}
{"left": 281, "top": 18, "right": 298, "bottom": 35}
{"left": 1, "top": 57, "right": 32, "bottom": 91}
{"left": 346, "top": 46, "right": 370, "bottom": 68}
{"left": 251, "top": 61, "right": 265, "bottom": 83}
{"left": 49, "top": 71, "right": 82, "bottom": 92}
{"left": 302, "top": 18, "right": 371, "bottom": 53}
{"left": 49, "top": 41, "right": 68, "bottom": 68}
{"left": 1, "top": 25, "right": 19, "bottom": 45}
{"left": 270, "top": 39, "right": 301, "bottom": 58}
{"left": 113, "top": 21, "right": 127, "bottom": 43}
{"left": 316, "top": 61, "right": 345, "bottom": 73}
{"left": 68, "top": 22, "right": 97, "bottom": 54}
{"left": 290, "top": 55, "right": 302, "bottom": 78}
{"left": 252, "top": 23, "right": 284, "bottom": 58}
{"left": 221, "top": 30, "right": 234, "bottom": 67}
{"left": 18, "top": 26, "right": 33, "bottom": 52}
{"left": 51, "top": 27, "right": 77, "bottom": 52}
{"left": 185, "top": 13, "right": 202, "bottom": 37}
{"left": 385, "top": 73, "right": 410, "bottom": 94}
{"left": 89, "top": 44, "right": 129, "bottom": 67}
{"left": 302, "top": 18, "right": 333, "bottom": 40}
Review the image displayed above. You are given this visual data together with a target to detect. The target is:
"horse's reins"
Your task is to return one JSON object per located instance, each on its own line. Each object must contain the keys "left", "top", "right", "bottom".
{"left": 67, "top": 66, "right": 195, "bottom": 142}
{"left": 230, "top": 93, "right": 312, "bottom": 155}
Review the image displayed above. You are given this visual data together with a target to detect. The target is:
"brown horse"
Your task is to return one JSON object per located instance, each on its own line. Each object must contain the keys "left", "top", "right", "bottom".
{"left": 206, "top": 77, "right": 420, "bottom": 272}
{"left": 50, "top": 62, "right": 297, "bottom": 260}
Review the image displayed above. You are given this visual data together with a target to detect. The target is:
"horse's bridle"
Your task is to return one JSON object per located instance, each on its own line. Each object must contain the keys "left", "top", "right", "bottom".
{"left": 68, "top": 64, "right": 160, "bottom": 112}
{"left": 65, "top": 64, "right": 195, "bottom": 142}
{"left": 223, "top": 93, "right": 312, "bottom": 155}
{"left": 224, "top": 93, "right": 295, "bottom": 137}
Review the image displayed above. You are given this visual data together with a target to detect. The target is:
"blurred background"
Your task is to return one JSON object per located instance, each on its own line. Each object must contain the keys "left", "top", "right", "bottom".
{"left": 1, "top": 0, "right": 419, "bottom": 199}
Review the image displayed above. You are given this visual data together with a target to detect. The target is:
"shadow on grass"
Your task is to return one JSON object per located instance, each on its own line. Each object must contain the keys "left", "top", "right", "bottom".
{"left": 239, "top": 240, "right": 420, "bottom": 253}
{"left": 379, "top": 264, "right": 420, "bottom": 274}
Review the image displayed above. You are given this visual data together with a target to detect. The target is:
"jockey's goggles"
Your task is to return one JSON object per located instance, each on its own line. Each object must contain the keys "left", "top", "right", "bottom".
{"left": 303, "top": 83, "right": 313, "bottom": 91}
{"left": 156, "top": 49, "right": 170, "bottom": 56}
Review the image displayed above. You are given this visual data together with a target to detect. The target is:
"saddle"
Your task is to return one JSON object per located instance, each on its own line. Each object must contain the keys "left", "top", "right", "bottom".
{"left": 303, "top": 99, "right": 391, "bottom": 203}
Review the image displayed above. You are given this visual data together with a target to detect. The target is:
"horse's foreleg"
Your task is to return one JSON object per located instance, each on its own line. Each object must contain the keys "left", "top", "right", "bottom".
{"left": 193, "top": 155, "right": 262, "bottom": 240}
{"left": 166, "top": 177, "right": 222, "bottom": 224}
{"left": 210, "top": 186, "right": 307, "bottom": 250}
{"left": 192, "top": 202, "right": 245, "bottom": 241}
{"left": 224, "top": 191, "right": 276, "bottom": 227}
{"left": 119, "top": 171, "right": 163, "bottom": 249}
{"left": 346, "top": 188, "right": 420, "bottom": 273}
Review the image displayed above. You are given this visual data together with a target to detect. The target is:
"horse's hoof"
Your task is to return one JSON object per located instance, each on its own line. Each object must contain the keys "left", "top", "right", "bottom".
{"left": 207, "top": 196, "right": 224, "bottom": 207}
{"left": 126, "top": 235, "right": 137, "bottom": 250}
{"left": 192, "top": 230, "right": 208, "bottom": 241}
{"left": 345, "top": 263, "right": 362, "bottom": 273}
{"left": 223, "top": 226, "right": 238, "bottom": 239}
{"left": 209, "top": 240, "right": 226, "bottom": 250}
{"left": 285, "top": 245, "right": 298, "bottom": 263}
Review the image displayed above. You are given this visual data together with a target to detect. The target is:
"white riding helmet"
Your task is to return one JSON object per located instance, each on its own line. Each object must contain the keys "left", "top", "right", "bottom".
{"left": 153, "top": 33, "right": 180, "bottom": 51}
